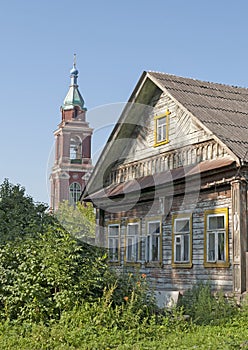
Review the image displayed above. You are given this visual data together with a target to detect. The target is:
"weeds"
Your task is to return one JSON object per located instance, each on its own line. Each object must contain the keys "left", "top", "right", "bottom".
{"left": 0, "top": 282, "right": 248, "bottom": 349}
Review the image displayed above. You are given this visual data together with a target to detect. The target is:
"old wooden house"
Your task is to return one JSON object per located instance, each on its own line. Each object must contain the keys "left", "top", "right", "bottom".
{"left": 82, "top": 71, "right": 248, "bottom": 301}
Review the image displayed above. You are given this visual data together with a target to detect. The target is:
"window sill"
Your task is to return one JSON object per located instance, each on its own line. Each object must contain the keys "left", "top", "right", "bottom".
{"left": 153, "top": 140, "right": 169, "bottom": 148}
{"left": 145, "top": 261, "right": 163, "bottom": 268}
{"left": 172, "top": 262, "right": 193, "bottom": 269}
{"left": 204, "top": 261, "right": 230, "bottom": 268}
{"left": 108, "top": 261, "right": 121, "bottom": 266}
{"left": 124, "top": 261, "right": 142, "bottom": 267}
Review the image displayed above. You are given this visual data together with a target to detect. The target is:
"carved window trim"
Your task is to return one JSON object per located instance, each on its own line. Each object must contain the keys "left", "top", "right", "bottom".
{"left": 154, "top": 110, "right": 170, "bottom": 147}
{"left": 204, "top": 208, "right": 230, "bottom": 268}
{"left": 107, "top": 220, "right": 121, "bottom": 264}
{"left": 172, "top": 213, "right": 193, "bottom": 268}
{"left": 124, "top": 218, "right": 141, "bottom": 265}
{"left": 145, "top": 217, "right": 163, "bottom": 266}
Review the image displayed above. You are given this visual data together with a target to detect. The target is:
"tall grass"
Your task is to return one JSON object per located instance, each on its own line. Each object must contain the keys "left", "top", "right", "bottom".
{"left": 0, "top": 283, "right": 248, "bottom": 349}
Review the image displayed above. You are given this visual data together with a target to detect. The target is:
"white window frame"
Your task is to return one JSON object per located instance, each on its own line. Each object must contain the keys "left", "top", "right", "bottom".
{"left": 154, "top": 110, "right": 170, "bottom": 147}
{"left": 174, "top": 218, "right": 190, "bottom": 263}
{"left": 172, "top": 213, "right": 192, "bottom": 268}
{"left": 206, "top": 214, "right": 226, "bottom": 263}
{"left": 108, "top": 223, "right": 120, "bottom": 262}
{"left": 204, "top": 208, "right": 229, "bottom": 268}
{"left": 157, "top": 116, "right": 167, "bottom": 143}
{"left": 126, "top": 222, "right": 139, "bottom": 263}
{"left": 145, "top": 219, "right": 162, "bottom": 263}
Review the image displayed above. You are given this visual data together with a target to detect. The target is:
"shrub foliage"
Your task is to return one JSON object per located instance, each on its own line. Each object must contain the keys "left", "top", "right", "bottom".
{"left": 0, "top": 179, "right": 248, "bottom": 349}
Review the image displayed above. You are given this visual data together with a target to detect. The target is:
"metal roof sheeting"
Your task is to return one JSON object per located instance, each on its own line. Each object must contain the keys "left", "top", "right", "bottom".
{"left": 149, "top": 72, "right": 248, "bottom": 161}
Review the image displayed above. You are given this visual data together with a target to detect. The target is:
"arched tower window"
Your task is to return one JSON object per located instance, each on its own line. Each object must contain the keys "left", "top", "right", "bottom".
{"left": 70, "top": 136, "right": 82, "bottom": 163}
{"left": 69, "top": 182, "right": 81, "bottom": 205}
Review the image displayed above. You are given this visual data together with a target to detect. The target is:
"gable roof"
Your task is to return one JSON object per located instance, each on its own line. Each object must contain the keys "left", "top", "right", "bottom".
{"left": 148, "top": 71, "right": 248, "bottom": 162}
{"left": 82, "top": 71, "right": 248, "bottom": 199}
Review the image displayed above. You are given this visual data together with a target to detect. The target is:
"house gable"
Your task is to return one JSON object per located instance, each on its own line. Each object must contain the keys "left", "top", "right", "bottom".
{"left": 102, "top": 81, "right": 236, "bottom": 188}
{"left": 84, "top": 70, "right": 248, "bottom": 198}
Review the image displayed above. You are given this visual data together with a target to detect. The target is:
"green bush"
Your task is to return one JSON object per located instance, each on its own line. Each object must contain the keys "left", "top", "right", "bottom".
{"left": 0, "top": 180, "right": 156, "bottom": 326}
{"left": 179, "top": 282, "right": 237, "bottom": 325}
{"left": 0, "top": 227, "right": 109, "bottom": 323}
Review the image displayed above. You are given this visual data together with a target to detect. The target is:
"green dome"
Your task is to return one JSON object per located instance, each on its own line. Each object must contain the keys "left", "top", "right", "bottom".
{"left": 62, "top": 60, "right": 86, "bottom": 111}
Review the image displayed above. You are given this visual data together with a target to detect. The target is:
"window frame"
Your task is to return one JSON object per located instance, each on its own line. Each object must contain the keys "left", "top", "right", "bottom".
{"left": 124, "top": 219, "right": 141, "bottom": 264}
{"left": 172, "top": 213, "right": 192, "bottom": 268}
{"left": 145, "top": 217, "right": 162, "bottom": 265}
{"left": 154, "top": 109, "right": 170, "bottom": 147}
{"left": 107, "top": 221, "right": 121, "bottom": 264}
{"left": 69, "top": 182, "right": 81, "bottom": 205}
{"left": 204, "top": 208, "right": 229, "bottom": 268}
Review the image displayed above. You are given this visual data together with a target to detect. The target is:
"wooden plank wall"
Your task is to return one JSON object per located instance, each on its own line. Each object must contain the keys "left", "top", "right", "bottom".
{"left": 104, "top": 185, "right": 233, "bottom": 293}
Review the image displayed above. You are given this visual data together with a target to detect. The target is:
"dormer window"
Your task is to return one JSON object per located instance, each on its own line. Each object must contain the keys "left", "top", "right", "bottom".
{"left": 154, "top": 109, "right": 170, "bottom": 147}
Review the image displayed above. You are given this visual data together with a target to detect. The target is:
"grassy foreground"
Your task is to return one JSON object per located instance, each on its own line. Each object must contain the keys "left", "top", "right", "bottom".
{"left": 1, "top": 293, "right": 248, "bottom": 350}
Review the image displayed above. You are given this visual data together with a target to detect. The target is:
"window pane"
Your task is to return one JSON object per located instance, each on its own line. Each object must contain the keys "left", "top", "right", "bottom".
{"left": 183, "top": 234, "right": 189, "bottom": 261}
{"left": 139, "top": 238, "right": 144, "bottom": 261}
{"left": 128, "top": 223, "right": 138, "bottom": 235}
{"left": 146, "top": 236, "right": 150, "bottom": 261}
{"left": 109, "top": 238, "right": 119, "bottom": 261}
{"left": 152, "top": 235, "right": 160, "bottom": 261}
{"left": 157, "top": 117, "right": 166, "bottom": 142}
{"left": 218, "top": 231, "right": 225, "bottom": 261}
{"left": 158, "top": 117, "right": 166, "bottom": 126}
{"left": 208, "top": 232, "right": 215, "bottom": 261}
{"left": 149, "top": 222, "right": 160, "bottom": 234}
{"left": 209, "top": 215, "right": 224, "bottom": 230}
{"left": 175, "top": 219, "right": 189, "bottom": 233}
{"left": 109, "top": 225, "right": 119, "bottom": 236}
{"left": 126, "top": 237, "right": 138, "bottom": 261}
{"left": 158, "top": 125, "right": 166, "bottom": 141}
{"left": 176, "top": 243, "right": 181, "bottom": 262}
{"left": 127, "top": 238, "right": 133, "bottom": 261}
{"left": 69, "top": 182, "right": 81, "bottom": 205}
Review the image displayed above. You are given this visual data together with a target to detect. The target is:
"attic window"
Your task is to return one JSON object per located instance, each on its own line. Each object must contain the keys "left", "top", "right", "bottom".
{"left": 154, "top": 109, "right": 170, "bottom": 147}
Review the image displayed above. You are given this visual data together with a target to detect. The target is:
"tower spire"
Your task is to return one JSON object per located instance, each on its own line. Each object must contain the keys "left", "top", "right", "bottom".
{"left": 62, "top": 55, "right": 86, "bottom": 111}
{"left": 73, "top": 53, "right": 76, "bottom": 68}
{"left": 70, "top": 53, "right": 79, "bottom": 86}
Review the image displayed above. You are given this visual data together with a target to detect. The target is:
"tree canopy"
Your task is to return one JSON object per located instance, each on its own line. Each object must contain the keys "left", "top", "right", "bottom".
{"left": 0, "top": 179, "right": 53, "bottom": 242}
{"left": 55, "top": 200, "right": 95, "bottom": 244}
{"left": 0, "top": 179, "right": 109, "bottom": 322}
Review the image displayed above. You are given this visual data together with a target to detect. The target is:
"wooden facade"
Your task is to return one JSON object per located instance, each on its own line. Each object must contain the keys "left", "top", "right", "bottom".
{"left": 83, "top": 71, "right": 248, "bottom": 298}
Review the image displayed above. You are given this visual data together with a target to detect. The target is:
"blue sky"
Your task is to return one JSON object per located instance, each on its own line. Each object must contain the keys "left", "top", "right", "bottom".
{"left": 0, "top": 0, "right": 247, "bottom": 204}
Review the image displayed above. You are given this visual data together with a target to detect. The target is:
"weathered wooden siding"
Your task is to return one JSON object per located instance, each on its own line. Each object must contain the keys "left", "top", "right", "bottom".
{"left": 121, "top": 91, "right": 226, "bottom": 164}
{"left": 103, "top": 185, "right": 233, "bottom": 293}
{"left": 105, "top": 90, "right": 234, "bottom": 188}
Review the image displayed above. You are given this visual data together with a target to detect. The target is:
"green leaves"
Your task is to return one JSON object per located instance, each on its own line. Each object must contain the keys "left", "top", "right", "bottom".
{"left": 0, "top": 227, "right": 109, "bottom": 323}
{"left": 0, "top": 179, "right": 109, "bottom": 323}
{"left": 55, "top": 201, "right": 95, "bottom": 243}
{"left": 0, "top": 179, "right": 53, "bottom": 242}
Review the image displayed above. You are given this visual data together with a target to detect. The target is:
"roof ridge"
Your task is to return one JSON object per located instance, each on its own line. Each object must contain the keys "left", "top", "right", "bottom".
{"left": 147, "top": 70, "right": 248, "bottom": 91}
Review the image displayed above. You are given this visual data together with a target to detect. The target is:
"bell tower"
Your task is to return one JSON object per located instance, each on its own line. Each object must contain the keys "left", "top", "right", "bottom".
{"left": 50, "top": 56, "right": 93, "bottom": 211}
